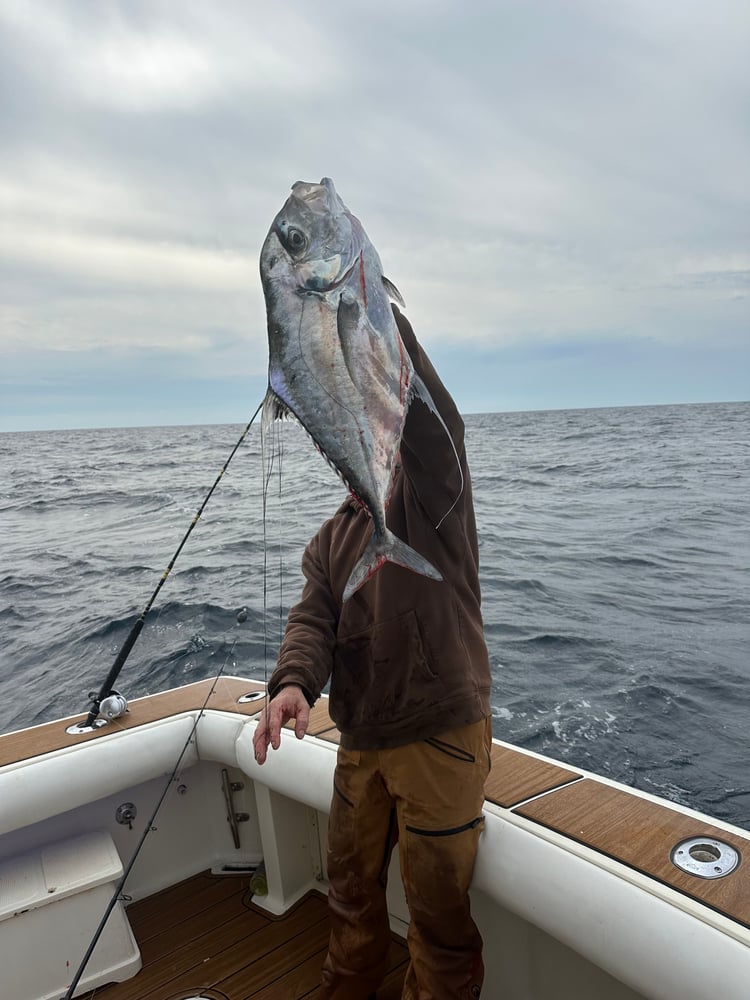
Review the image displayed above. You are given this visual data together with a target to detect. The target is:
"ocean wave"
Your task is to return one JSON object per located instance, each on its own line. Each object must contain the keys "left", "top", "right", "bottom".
{"left": 1, "top": 403, "right": 748, "bottom": 828}
{"left": 507, "top": 632, "right": 600, "bottom": 648}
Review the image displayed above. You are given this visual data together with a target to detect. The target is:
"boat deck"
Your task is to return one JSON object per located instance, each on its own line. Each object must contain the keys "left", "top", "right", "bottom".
{"left": 3, "top": 676, "right": 750, "bottom": 933}
{"left": 89, "top": 871, "right": 408, "bottom": 1000}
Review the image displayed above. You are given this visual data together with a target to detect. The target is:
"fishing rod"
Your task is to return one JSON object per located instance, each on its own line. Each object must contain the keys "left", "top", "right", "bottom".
{"left": 78, "top": 401, "right": 264, "bottom": 730}
{"left": 62, "top": 633, "right": 241, "bottom": 1000}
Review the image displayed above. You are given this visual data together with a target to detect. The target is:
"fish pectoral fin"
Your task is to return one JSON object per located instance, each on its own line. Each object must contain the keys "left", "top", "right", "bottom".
{"left": 409, "top": 374, "right": 465, "bottom": 528}
{"left": 342, "top": 531, "right": 443, "bottom": 602}
{"left": 381, "top": 275, "right": 406, "bottom": 308}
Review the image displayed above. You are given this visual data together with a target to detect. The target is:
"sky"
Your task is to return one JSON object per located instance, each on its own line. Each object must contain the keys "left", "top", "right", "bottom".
{"left": 1, "top": 0, "right": 748, "bottom": 432}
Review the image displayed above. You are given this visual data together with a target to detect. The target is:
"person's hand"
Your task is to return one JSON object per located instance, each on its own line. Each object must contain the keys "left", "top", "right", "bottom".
{"left": 253, "top": 685, "right": 310, "bottom": 765}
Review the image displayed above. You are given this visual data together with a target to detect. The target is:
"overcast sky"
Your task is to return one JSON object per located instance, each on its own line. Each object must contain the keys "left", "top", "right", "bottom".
{"left": 1, "top": 0, "right": 748, "bottom": 432}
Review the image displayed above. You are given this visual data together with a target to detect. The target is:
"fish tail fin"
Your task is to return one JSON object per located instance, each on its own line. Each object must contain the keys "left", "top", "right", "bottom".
{"left": 410, "top": 374, "right": 465, "bottom": 528}
{"left": 342, "top": 530, "right": 442, "bottom": 602}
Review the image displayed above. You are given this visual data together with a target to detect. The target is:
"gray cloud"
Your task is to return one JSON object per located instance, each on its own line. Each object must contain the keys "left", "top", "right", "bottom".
{"left": 1, "top": 0, "right": 748, "bottom": 429}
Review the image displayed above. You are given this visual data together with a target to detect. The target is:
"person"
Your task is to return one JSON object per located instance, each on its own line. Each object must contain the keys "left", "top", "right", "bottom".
{"left": 253, "top": 305, "right": 493, "bottom": 1000}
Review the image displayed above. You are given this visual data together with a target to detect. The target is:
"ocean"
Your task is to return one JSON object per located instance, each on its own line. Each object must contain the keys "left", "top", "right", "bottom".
{"left": 1, "top": 401, "right": 748, "bottom": 829}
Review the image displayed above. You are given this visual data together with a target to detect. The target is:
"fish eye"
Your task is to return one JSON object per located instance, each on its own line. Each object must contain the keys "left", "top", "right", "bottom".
{"left": 283, "top": 226, "right": 307, "bottom": 255}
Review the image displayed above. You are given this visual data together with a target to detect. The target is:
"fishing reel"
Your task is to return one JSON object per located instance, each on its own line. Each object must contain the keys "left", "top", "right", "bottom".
{"left": 98, "top": 691, "right": 129, "bottom": 720}
{"left": 65, "top": 690, "right": 130, "bottom": 735}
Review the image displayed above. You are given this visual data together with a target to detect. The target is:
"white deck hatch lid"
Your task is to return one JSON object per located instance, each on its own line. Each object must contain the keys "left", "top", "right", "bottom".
{"left": 0, "top": 830, "right": 123, "bottom": 920}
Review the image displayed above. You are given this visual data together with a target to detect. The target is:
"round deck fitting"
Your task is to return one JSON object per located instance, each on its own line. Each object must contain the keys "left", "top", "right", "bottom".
{"left": 671, "top": 836, "right": 740, "bottom": 879}
{"left": 65, "top": 718, "right": 110, "bottom": 735}
{"left": 237, "top": 690, "right": 265, "bottom": 704}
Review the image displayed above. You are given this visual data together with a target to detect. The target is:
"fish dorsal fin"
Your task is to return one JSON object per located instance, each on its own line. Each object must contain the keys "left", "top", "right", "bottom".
{"left": 409, "top": 373, "right": 465, "bottom": 529}
{"left": 382, "top": 275, "right": 405, "bottom": 308}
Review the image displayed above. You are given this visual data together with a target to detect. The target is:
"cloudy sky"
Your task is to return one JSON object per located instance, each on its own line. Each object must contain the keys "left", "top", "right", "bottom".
{"left": 1, "top": 0, "right": 748, "bottom": 432}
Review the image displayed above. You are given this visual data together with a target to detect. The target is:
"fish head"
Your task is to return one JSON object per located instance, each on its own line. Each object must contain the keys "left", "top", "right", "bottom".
{"left": 260, "top": 177, "right": 364, "bottom": 296}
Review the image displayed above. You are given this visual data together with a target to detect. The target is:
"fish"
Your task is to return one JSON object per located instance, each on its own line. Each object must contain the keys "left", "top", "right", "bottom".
{"left": 259, "top": 177, "right": 460, "bottom": 602}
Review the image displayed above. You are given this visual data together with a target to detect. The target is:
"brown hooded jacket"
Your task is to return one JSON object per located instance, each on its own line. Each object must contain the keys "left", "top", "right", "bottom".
{"left": 267, "top": 306, "right": 492, "bottom": 749}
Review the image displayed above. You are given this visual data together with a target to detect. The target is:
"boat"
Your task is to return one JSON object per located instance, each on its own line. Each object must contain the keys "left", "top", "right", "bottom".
{"left": 1, "top": 672, "right": 748, "bottom": 999}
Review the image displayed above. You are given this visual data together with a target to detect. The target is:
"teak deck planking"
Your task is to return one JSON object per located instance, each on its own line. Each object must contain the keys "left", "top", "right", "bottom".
{"left": 516, "top": 779, "right": 750, "bottom": 929}
{"left": 0, "top": 677, "right": 269, "bottom": 768}
{"left": 88, "top": 871, "right": 408, "bottom": 999}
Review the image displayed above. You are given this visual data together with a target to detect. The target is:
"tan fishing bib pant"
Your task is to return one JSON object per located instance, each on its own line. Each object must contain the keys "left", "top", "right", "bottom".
{"left": 319, "top": 717, "right": 491, "bottom": 1000}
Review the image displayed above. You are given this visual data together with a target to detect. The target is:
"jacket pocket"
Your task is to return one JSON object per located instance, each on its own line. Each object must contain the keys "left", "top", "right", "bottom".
{"left": 332, "top": 609, "right": 440, "bottom": 727}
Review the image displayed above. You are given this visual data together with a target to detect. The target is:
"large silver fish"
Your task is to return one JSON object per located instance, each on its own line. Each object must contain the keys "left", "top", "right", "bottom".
{"left": 260, "top": 177, "right": 456, "bottom": 602}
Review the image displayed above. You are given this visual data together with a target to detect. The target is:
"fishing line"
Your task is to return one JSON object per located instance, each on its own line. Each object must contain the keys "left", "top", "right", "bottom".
{"left": 63, "top": 402, "right": 263, "bottom": 1000}
{"left": 259, "top": 409, "right": 286, "bottom": 738}
{"left": 65, "top": 404, "right": 267, "bottom": 996}
{"left": 276, "top": 420, "right": 285, "bottom": 650}
{"left": 260, "top": 412, "right": 271, "bottom": 720}
{"left": 82, "top": 402, "right": 263, "bottom": 728}
{"left": 62, "top": 634, "right": 240, "bottom": 1000}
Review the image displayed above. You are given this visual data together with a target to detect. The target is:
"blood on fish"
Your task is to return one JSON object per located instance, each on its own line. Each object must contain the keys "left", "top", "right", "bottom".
{"left": 359, "top": 252, "right": 367, "bottom": 308}
{"left": 396, "top": 335, "right": 409, "bottom": 405}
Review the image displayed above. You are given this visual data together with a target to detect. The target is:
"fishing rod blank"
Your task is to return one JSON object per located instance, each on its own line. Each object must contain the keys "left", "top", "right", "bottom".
{"left": 76, "top": 403, "right": 263, "bottom": 730}
{"left": 62, "top": 630, "right": 242, "bottom": 1000}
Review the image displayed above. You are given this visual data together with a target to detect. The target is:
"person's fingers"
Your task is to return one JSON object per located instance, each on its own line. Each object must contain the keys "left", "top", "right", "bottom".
{"left": 254, "top": 688, "right": 311, "bottom": 760}
{"left": 295, "top": 702, "right": 310, "bottom": 739}
{"left": 253, "top": 709, "right": 272, "bottom": 764}
{"left": 270, "top": 699, "right": 286, "bottom": 750}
